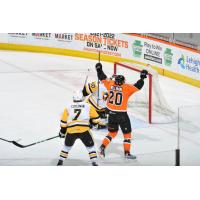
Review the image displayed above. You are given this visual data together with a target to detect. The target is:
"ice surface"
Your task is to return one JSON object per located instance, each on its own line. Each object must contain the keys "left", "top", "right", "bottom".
{"left": 0, "top": 50, "right": 200, "bottom": 166}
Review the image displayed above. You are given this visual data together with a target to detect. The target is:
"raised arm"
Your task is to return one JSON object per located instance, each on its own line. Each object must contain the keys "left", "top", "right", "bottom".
{"left": 95, "top": 63, "right": 107, "bottom": 81}
{"left": 134, "top": 70, "right": 148, "bottom": 90}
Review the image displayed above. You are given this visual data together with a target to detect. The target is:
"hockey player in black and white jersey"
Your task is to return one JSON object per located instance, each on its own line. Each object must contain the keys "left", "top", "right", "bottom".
{"left": 57, "top": 90, "right": 101, "bottom": 166}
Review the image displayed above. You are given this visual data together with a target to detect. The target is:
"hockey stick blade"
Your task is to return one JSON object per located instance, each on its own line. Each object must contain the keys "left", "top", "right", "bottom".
{"left": 83, "top": 68, "right": 90, "bottom": 87}
{"left": 0, "top": 137, "right": 13, "bottom": 143}
{"left": 11, "top": 135, "right": 60, "bottom": 148}
{"left": 12, "top": 141, "right": 27, "bottom": 148}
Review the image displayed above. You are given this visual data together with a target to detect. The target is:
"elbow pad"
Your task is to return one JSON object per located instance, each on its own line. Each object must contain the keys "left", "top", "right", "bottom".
{"left": 134, "top": 79, "right": 144, "bottom": 90}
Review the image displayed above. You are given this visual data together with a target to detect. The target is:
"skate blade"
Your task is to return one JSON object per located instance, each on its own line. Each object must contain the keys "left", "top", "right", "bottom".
{"left": 124, "top": 156, "right": 137, "bottom": 160}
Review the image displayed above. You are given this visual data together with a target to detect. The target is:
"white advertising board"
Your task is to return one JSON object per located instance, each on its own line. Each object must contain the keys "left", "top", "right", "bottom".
{"left": 1, "top": 33, "right": 200, "bottom": 81}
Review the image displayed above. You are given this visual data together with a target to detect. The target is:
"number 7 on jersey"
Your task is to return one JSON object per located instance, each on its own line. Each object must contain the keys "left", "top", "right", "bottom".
{"left": 73, "top": 109, "right": 82, "bottom": 120}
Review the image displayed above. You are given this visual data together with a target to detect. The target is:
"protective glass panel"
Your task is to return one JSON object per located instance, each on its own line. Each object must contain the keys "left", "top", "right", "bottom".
{"left": 178, "top": 105, "right": 200, "bottom": 165}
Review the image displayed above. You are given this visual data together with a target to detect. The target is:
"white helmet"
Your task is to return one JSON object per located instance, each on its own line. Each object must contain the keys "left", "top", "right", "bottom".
{"left": 73, "top": 90, "right": 84, "bottom": 102}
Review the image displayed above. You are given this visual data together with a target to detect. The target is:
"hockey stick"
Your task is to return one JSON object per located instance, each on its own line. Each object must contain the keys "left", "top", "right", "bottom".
{"left": 0, "top": 137, "right": 21, "bottom": 146}
{"left": 82, "top": 68, "right": 90, "bottom": 96}
{"left": 0, "top": 137, "right": 16, "bottom": 143}
{"left": 83, "top": 68, "right": 90, "bottom": 88}
{"left": 97, "top": 51, "right": 101, "bottom": 107}
{"left": 0, "top": 135, "right": 59, "bottom": 148}
{"left": 12, "top": 135, "right": 60, "bottom": 148}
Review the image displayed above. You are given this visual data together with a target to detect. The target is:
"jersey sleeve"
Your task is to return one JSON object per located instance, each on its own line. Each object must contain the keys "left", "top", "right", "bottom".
{"left": 60, "top": 108, "right": 69, "bottom": 128}
{"left": 89, "top": 105, "right": 100, "bottom": 124}
{"left": 89, "top": 105, "right": 99, "bottom": 119}
{"left": 126, "top": 84, "right": 139, "bottom": 96}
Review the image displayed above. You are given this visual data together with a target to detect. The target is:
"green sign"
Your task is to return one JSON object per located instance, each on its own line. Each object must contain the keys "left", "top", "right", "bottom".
{"left": 164, "top": 48, "right": 173, "bottom": 66}
{"left": 132, "top": 40, "right": 143, "bottom": 58}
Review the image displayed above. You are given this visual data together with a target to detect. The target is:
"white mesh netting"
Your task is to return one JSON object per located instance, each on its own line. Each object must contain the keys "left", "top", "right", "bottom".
{"left": 115, "top": 62, "right": 177, "bottom": 123}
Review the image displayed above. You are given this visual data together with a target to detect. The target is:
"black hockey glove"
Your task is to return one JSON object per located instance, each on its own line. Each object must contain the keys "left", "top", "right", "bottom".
{"left": 59, "top": 131, "right": 65, "bottom": 138}
{"left": 95, "top": 62, "right": 102, "bottom": 72}
{"left": 140, "top": 70, "right": 148, "bottom": 79}
{"left": 59, "top": 127, "right": 66, "bottom": 138}
{"left": 95, "top": 62, "right": 107, "bottom": 81}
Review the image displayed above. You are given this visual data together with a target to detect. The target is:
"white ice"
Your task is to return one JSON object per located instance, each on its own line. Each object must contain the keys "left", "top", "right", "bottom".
{"left": 0, "top": 50, "right": 200, "bottom": 166}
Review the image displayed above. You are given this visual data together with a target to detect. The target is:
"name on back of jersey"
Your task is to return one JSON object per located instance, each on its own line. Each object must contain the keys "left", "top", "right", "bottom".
{"left": 71, "top": 104, "right": 85, "bottom": 108}
{"left": 110, "top": 85, "right": 122, "bottom": 91}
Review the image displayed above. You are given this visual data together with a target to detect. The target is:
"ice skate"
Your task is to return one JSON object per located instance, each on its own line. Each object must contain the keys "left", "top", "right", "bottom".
{"left": 125, "top": 152, "right": 137, "bottom": 160}
{"left": 98, "top": 145, "right": 105, "bottom": 158}
{"left": 91, "top": 161, "right": 98, "bottom": 166}
{"left": 57, "top": 160, "right": 64, "bottom": 166}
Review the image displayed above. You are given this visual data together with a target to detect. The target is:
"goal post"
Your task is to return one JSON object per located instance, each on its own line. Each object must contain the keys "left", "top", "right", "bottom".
{"left": 113, "top": 62, "right": 176, "bottom": 124}
{"left": 114, "top": 62, "right": 153, "bottom": 123}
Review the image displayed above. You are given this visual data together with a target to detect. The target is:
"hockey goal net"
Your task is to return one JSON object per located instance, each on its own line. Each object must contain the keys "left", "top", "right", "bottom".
{"left": 114, "top": 62, "right": 176, "bottom": 123}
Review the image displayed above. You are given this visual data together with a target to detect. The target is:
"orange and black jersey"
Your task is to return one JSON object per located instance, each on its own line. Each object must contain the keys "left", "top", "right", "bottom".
{"left": 102, "top": 79, "right": 139, "bottom": 112}
{"left": 96, "top": 64, "right": 144, "bottom": 112}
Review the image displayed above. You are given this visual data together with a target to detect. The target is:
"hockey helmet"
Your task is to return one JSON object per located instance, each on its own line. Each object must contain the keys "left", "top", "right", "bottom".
{"left": 73, "top": 90, "right": 84, "bottom": 102}
{"left": 115, "top": 75, "right": 125, "bottom": 85}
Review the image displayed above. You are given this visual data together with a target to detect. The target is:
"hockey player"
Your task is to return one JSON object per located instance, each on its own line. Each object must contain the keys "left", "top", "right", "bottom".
{"left": 82, "top": 81, "right": 108, "bottom": 129}
{"left": 95, "top": 62, "right": 148, "bottom": 159}
{"left": 57, "top": 90, "right": 101, "bottom": 166}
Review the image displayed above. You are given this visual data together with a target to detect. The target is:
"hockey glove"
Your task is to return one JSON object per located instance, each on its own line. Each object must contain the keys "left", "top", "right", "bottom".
{"left": 95, "top": 62, "right": 102, "bottom": 72}
{"left": 59, "top": 127, "right": 66, "bottom": 138}
{"left": 140, "top": 70, "right": 148, "bottom": 79}
{"left": 103, "top": 92, "right": 109, "bottom": 101}
{"left": 59, "top": 131, "right": 65, "bottom": 138}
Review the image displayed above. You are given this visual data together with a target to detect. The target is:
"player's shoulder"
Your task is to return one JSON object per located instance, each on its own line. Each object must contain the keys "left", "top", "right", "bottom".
{"left": 65, "top": 102, "right": 72, "bottom": 108}
{"left": 67, "top": 101, "right": 90, "bottom": 110}
{"left": 64, "top": 102, "right": 73, "bottom": 111}
{"left": 123, "top": 83, "right": 139, "bottom": 91}
{"left": 99, "top": 82, "right": 107, "bottom": 89}
{"left": 81, "top": 101, "right": 91, "bottom": 108}
{"left": 102, "top": 79, "right": 114, "bottom": 84}
{"left": 105, "top": 79, "right": 115, "bottom": 86}
{"left": 87, "top": 81, "right": 98, "bottom": 93}
{"left": 124, "top": 83, "right": 133, "bottom": 87}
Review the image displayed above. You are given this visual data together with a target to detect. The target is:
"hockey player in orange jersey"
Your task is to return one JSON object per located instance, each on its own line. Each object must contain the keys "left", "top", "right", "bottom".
{"left": 95, "top": 62, "right": 148, "bottom": 159}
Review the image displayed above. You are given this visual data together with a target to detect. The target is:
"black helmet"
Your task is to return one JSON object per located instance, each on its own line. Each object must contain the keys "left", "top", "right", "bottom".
{"left": 115, "top": 75, "right": 125, "bottom": 85}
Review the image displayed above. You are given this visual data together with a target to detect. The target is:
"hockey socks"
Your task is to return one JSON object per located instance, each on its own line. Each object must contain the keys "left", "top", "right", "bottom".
{"left": 58, "top": 145, "right": 72, "bottom": 161}
{"left": 102, "top": 131, "right": 118, "bottom": 147}
{"left": 86, "top": 146, "right": 98, "bottom": 165}
{"left": 123, "top": 133, "right": 132, "bottom": 154}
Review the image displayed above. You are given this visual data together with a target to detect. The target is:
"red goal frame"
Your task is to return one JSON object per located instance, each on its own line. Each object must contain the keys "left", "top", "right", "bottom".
{"left": 114, "top": 62, "right": 153, "bottom": 123}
